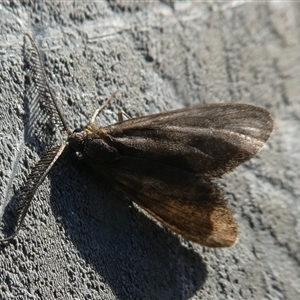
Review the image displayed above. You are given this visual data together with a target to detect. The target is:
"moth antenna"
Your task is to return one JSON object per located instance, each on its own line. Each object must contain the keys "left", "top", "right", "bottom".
{"left": 0, "top": 144, "right": 67, "bottom": 243}
{"left": 25, "top": 33, "right": 71, "bottom": 135}
{"left": 0, "top": 35, "right": 70, "bottom": 243}
{"left": 90, "top": 91, "right": 118, "bottom": 125}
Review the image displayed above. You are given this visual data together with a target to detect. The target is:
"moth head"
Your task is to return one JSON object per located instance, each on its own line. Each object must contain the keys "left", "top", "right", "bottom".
{"left": 67, "top": 128, "right": 90, "bottom": 153}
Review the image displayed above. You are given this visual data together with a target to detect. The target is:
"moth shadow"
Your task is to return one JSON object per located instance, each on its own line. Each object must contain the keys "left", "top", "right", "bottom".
{"left": 49, "top": 151, "right": 208, "bottom": 299}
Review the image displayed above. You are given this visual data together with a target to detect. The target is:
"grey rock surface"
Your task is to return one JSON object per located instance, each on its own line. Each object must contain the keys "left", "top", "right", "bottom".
{"left": 0, "top": 1, "right": 299, "bottom": 299}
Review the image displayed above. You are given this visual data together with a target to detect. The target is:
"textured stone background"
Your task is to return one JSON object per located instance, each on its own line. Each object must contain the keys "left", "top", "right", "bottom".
{"left": 0, "top": 1, "right": 299, "bottom": 299}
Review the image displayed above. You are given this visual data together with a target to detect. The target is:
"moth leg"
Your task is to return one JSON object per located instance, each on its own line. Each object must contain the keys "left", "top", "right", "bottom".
{"left": 117, "top": 110, "right": 131, "bottom": 122}
{"left": 90, "top": 91, "right": 118, "bottom": 124}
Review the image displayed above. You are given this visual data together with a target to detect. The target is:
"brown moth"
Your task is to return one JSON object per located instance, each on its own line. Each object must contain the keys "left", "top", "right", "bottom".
{"left": 0, "top": 34, "right": 274, "bottom": 247}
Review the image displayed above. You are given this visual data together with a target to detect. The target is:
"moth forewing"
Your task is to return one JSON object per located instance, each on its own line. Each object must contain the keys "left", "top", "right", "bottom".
{"left": 102, "top": 104, "right": 274, "bottom": 177}
{"left": 95, "top": 156, "right": 239, "bottom": 247}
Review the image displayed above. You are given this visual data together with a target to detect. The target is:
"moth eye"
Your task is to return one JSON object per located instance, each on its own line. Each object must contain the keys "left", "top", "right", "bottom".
{"left": 73, "top": 128, "right": 84, "bottom": 134}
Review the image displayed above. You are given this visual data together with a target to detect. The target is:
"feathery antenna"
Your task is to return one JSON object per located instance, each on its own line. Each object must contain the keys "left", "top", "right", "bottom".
{"left": 0, "top": 34, "right": 70, "bottom": 242}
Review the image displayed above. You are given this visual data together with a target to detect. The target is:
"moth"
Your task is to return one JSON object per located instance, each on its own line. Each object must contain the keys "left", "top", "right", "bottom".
{"left": 0, "top": 34, "right": 274, "bottom": 247}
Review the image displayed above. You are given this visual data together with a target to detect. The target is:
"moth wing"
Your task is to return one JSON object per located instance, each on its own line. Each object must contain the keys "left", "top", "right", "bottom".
{"left": 104, "top": 104, "right": 274, "bottom": 177}
{"left": 103, "top": 157, "right": 238, "bottom": 248}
